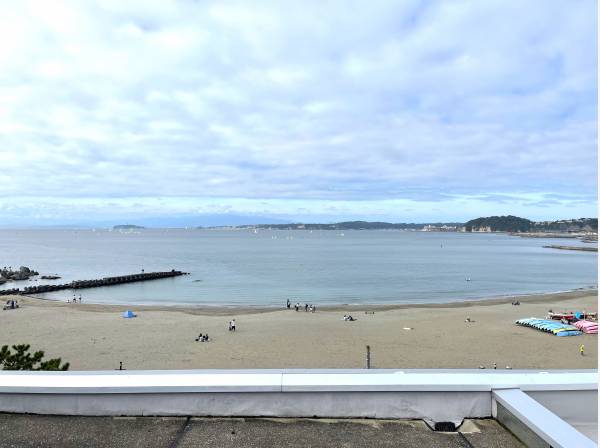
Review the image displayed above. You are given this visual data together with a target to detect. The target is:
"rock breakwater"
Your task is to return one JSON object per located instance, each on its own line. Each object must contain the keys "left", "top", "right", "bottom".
{"left": 0, "top": 270, "right": 188, "bottom": 296}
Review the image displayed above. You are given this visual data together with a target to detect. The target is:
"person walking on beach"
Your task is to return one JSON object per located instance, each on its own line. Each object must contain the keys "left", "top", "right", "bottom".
{"left": 286, "top": 299, "right": 290, "bottom": 309}
{"left": 580, "top": 344, "right": 585, "bottom": 356}
{"left": 304, "top": 303, "right": 308, "bottom": 312}
{"left": 295, "top": 303, "right": 299, "bottom": 312}
{"left": 230, "top": 319, "right": 236, "bottom": 332}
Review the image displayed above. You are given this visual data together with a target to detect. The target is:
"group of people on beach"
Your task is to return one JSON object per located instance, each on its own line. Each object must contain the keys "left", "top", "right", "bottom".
{"left": 479, "top": 363, "right": 511, "bottom": 370}
{"left": 343, "top": 314, "right": 356, "bottom": 321}
{"left": 194, "top": 319, "right": 237, "bottom": 342}
{"left": 69, "top": 295, "right": 82, "bottom": 303}
{"left": 2, "top": 299, "right": 18, "bottom": 310}
{"left": 287, "top": 299, "right": 316, "bottom": 313}
{"left": 195, "top": 333, "right": 210, "bottom": 342}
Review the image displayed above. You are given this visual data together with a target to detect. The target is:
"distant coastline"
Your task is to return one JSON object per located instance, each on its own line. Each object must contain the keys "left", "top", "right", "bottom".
{"left": 113, "top": 224, "right": 146, "bottom": 230}
{"left": 203, "top": 216, "right": 598, "bottom": 234}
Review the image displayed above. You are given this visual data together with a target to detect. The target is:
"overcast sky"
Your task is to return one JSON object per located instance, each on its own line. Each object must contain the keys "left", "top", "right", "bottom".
{"left": 0, "top": 0, "right": 597, "bottom": 226}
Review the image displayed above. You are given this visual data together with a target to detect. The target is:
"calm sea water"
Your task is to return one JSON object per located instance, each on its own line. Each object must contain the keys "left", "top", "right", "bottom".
{"left": 0, "top": 229, "right": 596, "bottom": 306}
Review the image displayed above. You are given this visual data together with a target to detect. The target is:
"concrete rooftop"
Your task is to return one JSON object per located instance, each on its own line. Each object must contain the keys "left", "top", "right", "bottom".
{"left": 0, "top": 414, "right": 525, "bottom": 448}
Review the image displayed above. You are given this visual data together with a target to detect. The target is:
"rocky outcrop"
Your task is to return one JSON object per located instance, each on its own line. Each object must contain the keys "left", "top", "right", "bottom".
{"left": 1, "top": 266, "right": 39, "bottom": 281}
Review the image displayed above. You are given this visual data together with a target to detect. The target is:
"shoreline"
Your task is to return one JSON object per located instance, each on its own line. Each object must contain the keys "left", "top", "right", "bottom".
{"left": 13, "top": 287, "right": 598, "bottom": 316}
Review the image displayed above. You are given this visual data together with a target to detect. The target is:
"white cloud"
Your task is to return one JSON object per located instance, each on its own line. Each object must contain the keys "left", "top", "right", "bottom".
{"left": 0, "top": 0, "right": 596, "bottom": 224}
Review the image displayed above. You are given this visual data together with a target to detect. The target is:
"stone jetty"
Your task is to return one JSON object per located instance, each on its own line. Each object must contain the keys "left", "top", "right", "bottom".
{"left": 0, "top": 288, "right": 20, "bottom": 296}
{"left": 543, "top": 245, "right": 598, "bottom": 252}
{"left": 0, "top": 270, "right": 188, "bottom": 296}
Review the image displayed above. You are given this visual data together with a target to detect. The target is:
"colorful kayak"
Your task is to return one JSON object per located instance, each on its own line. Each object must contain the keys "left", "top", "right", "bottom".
{"left": 516, "top": 318, "right": 583, "bottom": 336}
{"left": 573, "top": 320, "right": 598, "bottom": 334}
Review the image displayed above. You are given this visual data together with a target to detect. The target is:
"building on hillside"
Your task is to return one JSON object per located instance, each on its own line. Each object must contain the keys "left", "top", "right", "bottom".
{"left": 471, "top": 226, "right": 492, "bottom": 232}
{"left": 421, "top": 225, "right": 461, "bottom": 232}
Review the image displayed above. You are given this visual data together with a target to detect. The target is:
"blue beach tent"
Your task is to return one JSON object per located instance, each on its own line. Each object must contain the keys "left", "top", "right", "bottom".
{"left": 122, "top": 310, "right": 136, "bottom": 318}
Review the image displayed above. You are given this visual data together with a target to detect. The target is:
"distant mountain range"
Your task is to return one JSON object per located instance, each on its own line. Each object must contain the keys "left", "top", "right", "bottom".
{"left": 1, "top": 214, "right": 289, "bottom": 229}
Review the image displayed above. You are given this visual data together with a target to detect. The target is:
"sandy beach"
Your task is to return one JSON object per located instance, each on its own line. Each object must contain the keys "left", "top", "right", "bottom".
{"left": 0, "top": 290, "right": 597, "bottom": 370}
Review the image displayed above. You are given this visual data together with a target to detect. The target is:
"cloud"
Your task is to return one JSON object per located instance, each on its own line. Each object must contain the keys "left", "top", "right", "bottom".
{"left": 0, "top": 0, "right": 596, "bottom": 223}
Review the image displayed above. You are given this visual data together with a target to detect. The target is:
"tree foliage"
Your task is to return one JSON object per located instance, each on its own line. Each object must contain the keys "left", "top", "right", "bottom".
{"left": 0, "top": 344, "right": 69, "bottom": 371}
{"left": 464, "top": 215, "right": 532, "bottom": 232}
{"left": 465, "top": 216, "right": 598, "bottom": 232}
{"left": 531, "top": 218, "right": 598, "bottom": 232}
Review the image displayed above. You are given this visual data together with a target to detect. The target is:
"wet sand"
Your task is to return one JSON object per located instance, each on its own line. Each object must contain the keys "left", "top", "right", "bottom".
{"left": 0, "top": 290, "right": 597, "bottom": 370}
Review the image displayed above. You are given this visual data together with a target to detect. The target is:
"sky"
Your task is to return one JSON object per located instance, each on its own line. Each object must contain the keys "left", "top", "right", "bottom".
{"left": 0, "top": 0, "right": 597, "bottom": 226}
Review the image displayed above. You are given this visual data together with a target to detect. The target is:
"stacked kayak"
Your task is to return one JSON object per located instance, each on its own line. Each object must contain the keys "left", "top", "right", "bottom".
{"left": 573, "top": 320, "right": 598, "bottom": 334}
{"left": 516, "top": 318, "right": 582, "bottom": 336}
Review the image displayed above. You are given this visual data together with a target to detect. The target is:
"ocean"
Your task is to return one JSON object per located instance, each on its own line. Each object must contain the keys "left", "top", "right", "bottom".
{"left": 0, "top": 229, "right": 596, "bottom": 306}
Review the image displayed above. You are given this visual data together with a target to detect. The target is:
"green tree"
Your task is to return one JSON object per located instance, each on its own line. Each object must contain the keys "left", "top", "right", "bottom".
{"left": 0, "top": 344, "right": 69, "bottom": 371}
{"left": 464, "top": 215, "right": 532, "bottom": 232}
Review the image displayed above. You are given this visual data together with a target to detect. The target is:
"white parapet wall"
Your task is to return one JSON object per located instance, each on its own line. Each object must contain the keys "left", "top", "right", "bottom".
{"left": 493, "top": 389, "right": 598, "bottom": 448}
{"left": 525, "top": 389, "right": 598, "bottom": 443}
{"left": 0, "top": 369, "right": 596, "bottom": 441}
